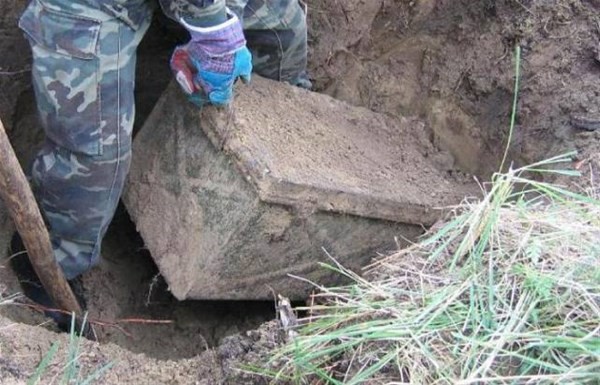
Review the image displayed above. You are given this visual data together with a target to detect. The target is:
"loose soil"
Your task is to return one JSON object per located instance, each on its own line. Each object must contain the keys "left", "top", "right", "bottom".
{"left": 1, "top": 0, "right": 599, "bottom": 383}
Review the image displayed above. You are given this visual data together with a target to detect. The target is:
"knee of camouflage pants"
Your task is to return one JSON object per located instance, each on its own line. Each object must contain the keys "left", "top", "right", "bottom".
{"left": 19, "top": 0, "right": 152, "bottom": 279}
{"left": 229, "top": 0, "right": 309, "bottom": 86}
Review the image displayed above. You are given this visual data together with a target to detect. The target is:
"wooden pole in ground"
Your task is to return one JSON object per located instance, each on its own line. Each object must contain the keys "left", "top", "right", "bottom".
{"left": 0, "top": 117, "right": 82, "bottom": 315}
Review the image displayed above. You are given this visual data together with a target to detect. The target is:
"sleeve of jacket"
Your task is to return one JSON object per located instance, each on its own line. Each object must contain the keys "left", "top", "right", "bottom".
{"left": 158, "top": 0, "right": 227, "bottom": 25}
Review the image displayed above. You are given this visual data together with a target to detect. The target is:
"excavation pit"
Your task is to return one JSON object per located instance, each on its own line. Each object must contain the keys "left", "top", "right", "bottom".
{"left": 1, "top": 0, "right": 599, "bottom": 381}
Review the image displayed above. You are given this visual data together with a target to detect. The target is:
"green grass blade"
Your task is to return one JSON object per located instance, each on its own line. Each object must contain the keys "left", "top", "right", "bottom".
{"left": 499, "top": 45, "right": 521, "bottom": 173}
{"left": 27, "top": 342, "right": 60, "bottom": 385}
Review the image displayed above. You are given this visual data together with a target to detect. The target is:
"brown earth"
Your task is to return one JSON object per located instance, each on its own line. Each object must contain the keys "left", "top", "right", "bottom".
{"left": 0, "top": 311, "right": 286, "bottom": 385}
{"left": 308, "top": 0, "right": 600, "bottom": 176}
{"left": 1, "top": 0, "right": 599, "bottom": 384}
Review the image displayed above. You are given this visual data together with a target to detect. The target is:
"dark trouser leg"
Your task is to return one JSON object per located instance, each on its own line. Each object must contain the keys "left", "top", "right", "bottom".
{"left": 228, "top": 0, "right": 309, "bottom": 86}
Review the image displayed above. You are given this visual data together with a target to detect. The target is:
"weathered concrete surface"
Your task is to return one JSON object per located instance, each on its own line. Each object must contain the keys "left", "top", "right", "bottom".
{"left": 123, "top": 77, "right": 476, "bottom": 300}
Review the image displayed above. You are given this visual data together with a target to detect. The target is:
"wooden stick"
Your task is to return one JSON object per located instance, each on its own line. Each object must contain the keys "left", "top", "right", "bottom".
{"left": 0, "top": 117, "right": 82, "bottom": 316}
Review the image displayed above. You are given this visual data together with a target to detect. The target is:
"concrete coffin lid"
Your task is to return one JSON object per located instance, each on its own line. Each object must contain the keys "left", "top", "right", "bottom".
{"left": 124, "top": 77, "right": 476, "bottom": 300}
{"left": 200, "top": 76, "right": 474, "bottom": 225}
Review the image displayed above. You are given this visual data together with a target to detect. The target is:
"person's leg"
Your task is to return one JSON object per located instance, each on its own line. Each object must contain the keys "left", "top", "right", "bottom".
{"left": 18, "top": 0, "right": 152, "bottom": 280}
{"left": 228, "top": 0, "right": 309, "bottom": 87}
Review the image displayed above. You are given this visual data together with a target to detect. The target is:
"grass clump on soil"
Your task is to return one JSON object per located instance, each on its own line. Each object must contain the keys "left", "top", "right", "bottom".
{"left": 28, "top": 315, "right": 112, "bottom": 385}
{"left": 264, "top": 153, "right": 600, "bottom": 384}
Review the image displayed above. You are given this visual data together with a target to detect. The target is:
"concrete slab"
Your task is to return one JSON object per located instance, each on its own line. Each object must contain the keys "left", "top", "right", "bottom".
{"left": 123, "top": 77, "right": 475, "bottom": 300}
{"left": 201, "top": 78, "right": 476, "bottom": 224}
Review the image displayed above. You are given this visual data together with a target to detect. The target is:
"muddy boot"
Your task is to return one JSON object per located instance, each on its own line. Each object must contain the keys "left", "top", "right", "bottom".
{"left": 8, "top": 233, "right": 96, "bottom": 340}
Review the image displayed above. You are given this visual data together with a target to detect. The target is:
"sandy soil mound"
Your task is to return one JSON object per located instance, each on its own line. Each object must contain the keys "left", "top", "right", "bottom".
{"left": 0, "top": 313, "right": 215, "bottom": 385}
{"left": 0, "top": 312, "right": 289, "bottom": 384}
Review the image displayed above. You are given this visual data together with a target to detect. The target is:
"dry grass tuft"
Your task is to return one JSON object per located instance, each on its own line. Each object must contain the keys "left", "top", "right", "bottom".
{"left": 263, "top": 153, "right": 600, "bottom": 384}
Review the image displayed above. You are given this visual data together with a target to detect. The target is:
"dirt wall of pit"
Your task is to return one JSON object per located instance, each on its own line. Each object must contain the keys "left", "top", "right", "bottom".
{"left": 306, "top": 0, "right": 600, "bottom": 176}
{"left": 0, "top": 0, "right": 29, "bottom": 133}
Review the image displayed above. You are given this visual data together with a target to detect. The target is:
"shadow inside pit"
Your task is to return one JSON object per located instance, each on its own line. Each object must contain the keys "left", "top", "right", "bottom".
{"left": 86, "top": 204, "right": 277, "bottom": 360}
{"left": 0, "top": 203, "right": 277, "bottom": 361}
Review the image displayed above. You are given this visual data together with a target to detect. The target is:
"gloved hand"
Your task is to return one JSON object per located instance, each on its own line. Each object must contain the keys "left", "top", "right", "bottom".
{"left": 170, "top": 9, "right": 252, "bottom": 107}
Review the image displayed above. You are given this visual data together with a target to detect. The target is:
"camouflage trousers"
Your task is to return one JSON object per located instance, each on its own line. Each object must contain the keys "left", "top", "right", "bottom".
{"left": 19, "top": 0, "right": 308, "bottom": 279}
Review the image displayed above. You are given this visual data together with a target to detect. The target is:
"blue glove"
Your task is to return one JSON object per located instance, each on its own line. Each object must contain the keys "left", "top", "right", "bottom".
{"left": 170, "top": 9, "right": 252, "bottom": 107}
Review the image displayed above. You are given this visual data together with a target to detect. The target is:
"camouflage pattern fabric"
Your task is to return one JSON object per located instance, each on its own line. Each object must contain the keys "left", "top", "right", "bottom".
{"left": 160, "top": 0, "right": 227, "bottom": 25}
{"left": 240, "top": 0, "right": 308, "bottom": 85}
{"left": 18, "top": 0, "right": 308, "bottom": 279}
{"left": 19, "top": 0, "right": 153, "bottom": 278}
